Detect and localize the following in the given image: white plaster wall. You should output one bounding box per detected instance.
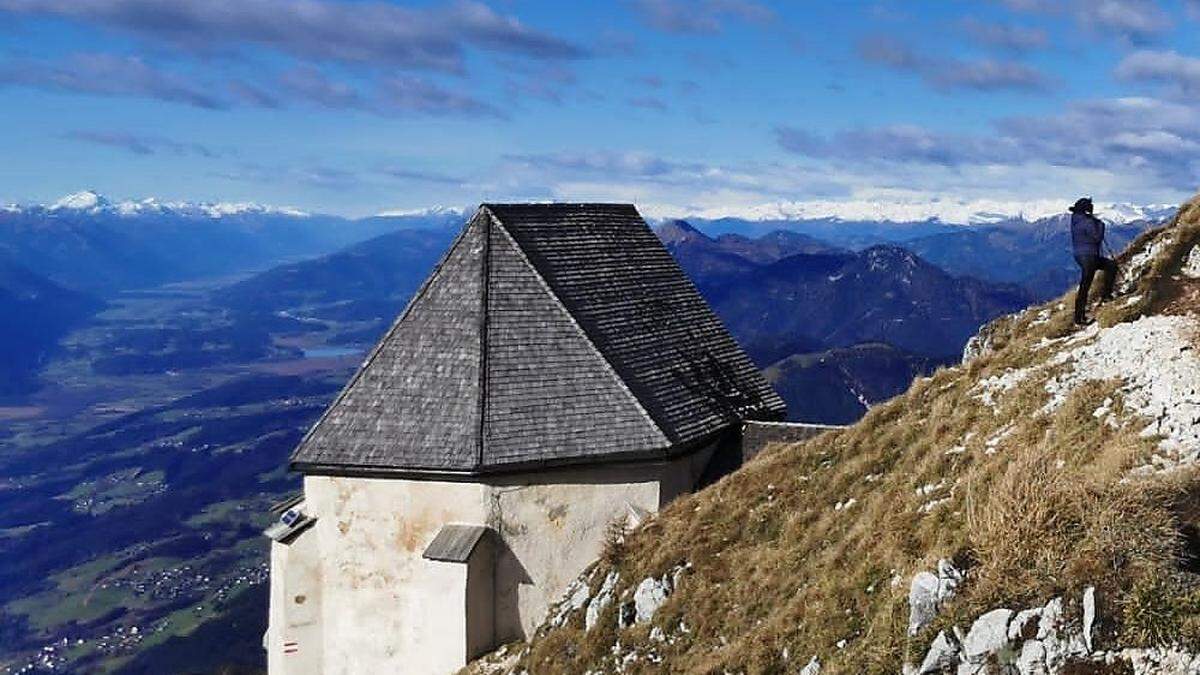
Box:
[267,531,324,675]
[303,475,490,675]
[266,541,288,675]
[488,445,718,642]
[279,444,721,674]
[489,467,660,642]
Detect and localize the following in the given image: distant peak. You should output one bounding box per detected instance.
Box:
[375,205,466,218]
[656,219,711,245]
[50,190,110,211]
[666,219,700,232]
[861,244,922,273]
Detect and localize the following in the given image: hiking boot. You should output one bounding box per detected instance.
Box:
[1074,315,1094,327]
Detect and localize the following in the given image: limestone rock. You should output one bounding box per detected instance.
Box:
[1115,646,1200,674]
[586,571,620,631]
[1008,608,1042,641]
[1082,587,1096,653]
[961,608,1013,663]
[908,572,941,636]
[908,559,963,635]
[546,576,590,628]
[799,655,820,675]
[962,330,994,364]
[1016,639,1047,675]
[633,575,673,624]
[916,630,959,674]
[1182,245,1200,279]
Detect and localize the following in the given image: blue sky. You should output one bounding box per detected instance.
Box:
[1,0,1199,217]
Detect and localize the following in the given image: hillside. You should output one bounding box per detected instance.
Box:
[709,245,1032,360]
[473,197,1200,673]
[212,227,455,323]
[763,343,945,425]
[0,260,103,396]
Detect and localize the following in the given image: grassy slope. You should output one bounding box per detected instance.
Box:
[494,198,1200,674]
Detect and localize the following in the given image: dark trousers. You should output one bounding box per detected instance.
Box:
[1073,254,1117,320]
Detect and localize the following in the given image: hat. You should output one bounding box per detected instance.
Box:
[1069,197,1094,215]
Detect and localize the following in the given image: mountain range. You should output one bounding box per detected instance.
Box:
[195,215,1033,425]
[763,342,945,424]
[673,197,1177,227]
[904,213,1149,299]
[214,227,456,325]
[0,191,464,296]
[661,223,1033,360]
[0,192,1169,411]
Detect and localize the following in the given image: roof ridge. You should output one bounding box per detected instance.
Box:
[476,209,494,471]
[485,210,670,449]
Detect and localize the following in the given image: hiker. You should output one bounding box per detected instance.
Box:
[1069,197,1118,326]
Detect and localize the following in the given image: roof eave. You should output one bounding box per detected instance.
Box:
[288,428,734,480]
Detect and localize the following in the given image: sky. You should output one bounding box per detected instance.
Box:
[1,0,1199,218]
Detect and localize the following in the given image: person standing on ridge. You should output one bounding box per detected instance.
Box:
[1069,197,1118,326]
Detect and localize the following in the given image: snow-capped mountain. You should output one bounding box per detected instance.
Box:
[675,198,1177,226]
[0,192,458,295]
[38,190,311,219]
[375,205,467,218]
[49,190,111,211]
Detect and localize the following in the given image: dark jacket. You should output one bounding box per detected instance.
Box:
[1070,211,1104,256]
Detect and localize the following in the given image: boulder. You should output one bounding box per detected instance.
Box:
[916,631,959,674]
[908,559,963,635]
[961,608,1013,663]
[634,575,672,624]
[1015,640,1047,675]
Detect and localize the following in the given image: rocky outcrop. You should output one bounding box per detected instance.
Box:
[585,571,619,630]
[961,328,998,364]
[532,561,692,637]
[617,563,690,629]
[907,586,1200,674]
[908,559,964,635]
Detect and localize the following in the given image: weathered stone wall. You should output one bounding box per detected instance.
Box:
[741,421,841,462]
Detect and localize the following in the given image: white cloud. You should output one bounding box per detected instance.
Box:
[1116,50,1200,94]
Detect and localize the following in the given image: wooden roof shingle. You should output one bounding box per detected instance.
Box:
[291,203,785,475]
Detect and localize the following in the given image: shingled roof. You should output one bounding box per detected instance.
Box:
[291,203,785,475]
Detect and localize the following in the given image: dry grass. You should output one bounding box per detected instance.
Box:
[494,199,1200,675]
